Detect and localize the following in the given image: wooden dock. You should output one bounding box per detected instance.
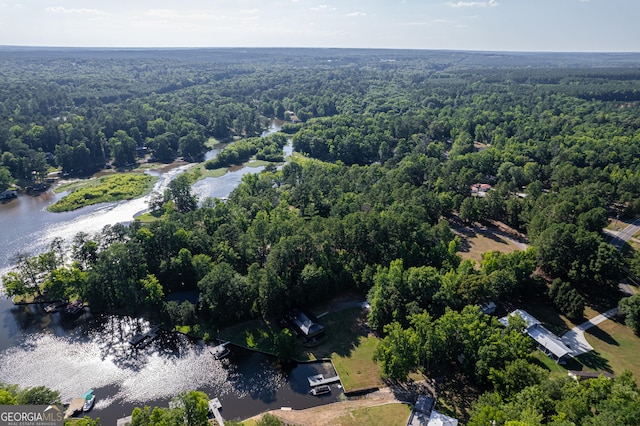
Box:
[116,415,132,426]
[307,374,341,387]
[64,398,86,418]
[130,325,161,348]
[208,398,224,426]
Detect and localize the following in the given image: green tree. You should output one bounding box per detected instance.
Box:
[179,390,209,426]
[166,174,198,213]
[140,274,165,307]
[488,358,547,397]
[619,294,640,335]
[65,417,101,426]
[256,413,283,426]
[16,386,61,405]
[0,389,17,405]
[109,130,137,166]
[373,321,417,380]
[178,131,206,162]
[273,328,299,363]
[0,166,14,191]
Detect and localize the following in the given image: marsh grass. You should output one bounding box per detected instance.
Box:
[49,173,156,212]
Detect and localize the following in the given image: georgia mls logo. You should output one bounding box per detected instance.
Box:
[0,405,64,426]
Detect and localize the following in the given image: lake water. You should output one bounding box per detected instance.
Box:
[0,122,341,424]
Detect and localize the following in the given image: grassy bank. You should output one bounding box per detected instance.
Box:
[218,320,282,354]
[219,307,384,393]
[243,402,412,426]
[48,173,156,212]
[305,309,383,392]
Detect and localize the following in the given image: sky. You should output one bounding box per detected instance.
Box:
[0,0,638,52]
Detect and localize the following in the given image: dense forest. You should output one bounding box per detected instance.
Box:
[3,48,640,425]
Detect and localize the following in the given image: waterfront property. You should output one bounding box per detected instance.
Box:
[289,310,325,340]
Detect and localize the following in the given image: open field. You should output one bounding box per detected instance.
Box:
[304,308,384,392]
[453,225,524,264]
[243,400,411,426]
[579,318,640,385]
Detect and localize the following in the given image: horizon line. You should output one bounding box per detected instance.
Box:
[1,45,639,55]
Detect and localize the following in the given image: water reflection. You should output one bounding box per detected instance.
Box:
[192,166,266,202]
[0,119,318,423]
[0,164,193,277]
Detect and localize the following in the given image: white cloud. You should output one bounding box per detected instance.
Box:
[398,21,430,27]
[446,0,497,8]
[144,8,259,23]
[45,7,110,16]
[346,11,366,17]
[310,4,336,12]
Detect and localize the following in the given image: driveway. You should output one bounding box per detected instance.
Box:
[562,308,619,356]
[563,219,640,357]
[606,218,640,249]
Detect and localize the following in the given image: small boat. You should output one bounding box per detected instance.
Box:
[82,390,95,412]
[44,301,66,313]
[64,300,85,317]
[309,385,331,396]
[307,374,324,386]
[209,342,230,360]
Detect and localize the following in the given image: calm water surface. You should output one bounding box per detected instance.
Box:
[0,122,333,425]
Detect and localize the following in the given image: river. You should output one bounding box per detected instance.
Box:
[0,122,342,424]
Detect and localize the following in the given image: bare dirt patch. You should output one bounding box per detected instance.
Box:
[453,224,526,264]
[245,380,433,426]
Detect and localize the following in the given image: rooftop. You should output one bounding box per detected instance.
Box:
[499,309,572,360]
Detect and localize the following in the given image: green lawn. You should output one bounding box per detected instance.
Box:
[331,335,383,392]
[305,309,384,392]
[577,318,640,385]
[219,308,384,392]
[333,403,412,426]
[218,320,281,354]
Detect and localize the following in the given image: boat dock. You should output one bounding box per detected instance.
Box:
[116,415,132,426]
[129,325,161,348]
[307,374,341,387]
[208,398,224,426]
[64,398,86,418]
